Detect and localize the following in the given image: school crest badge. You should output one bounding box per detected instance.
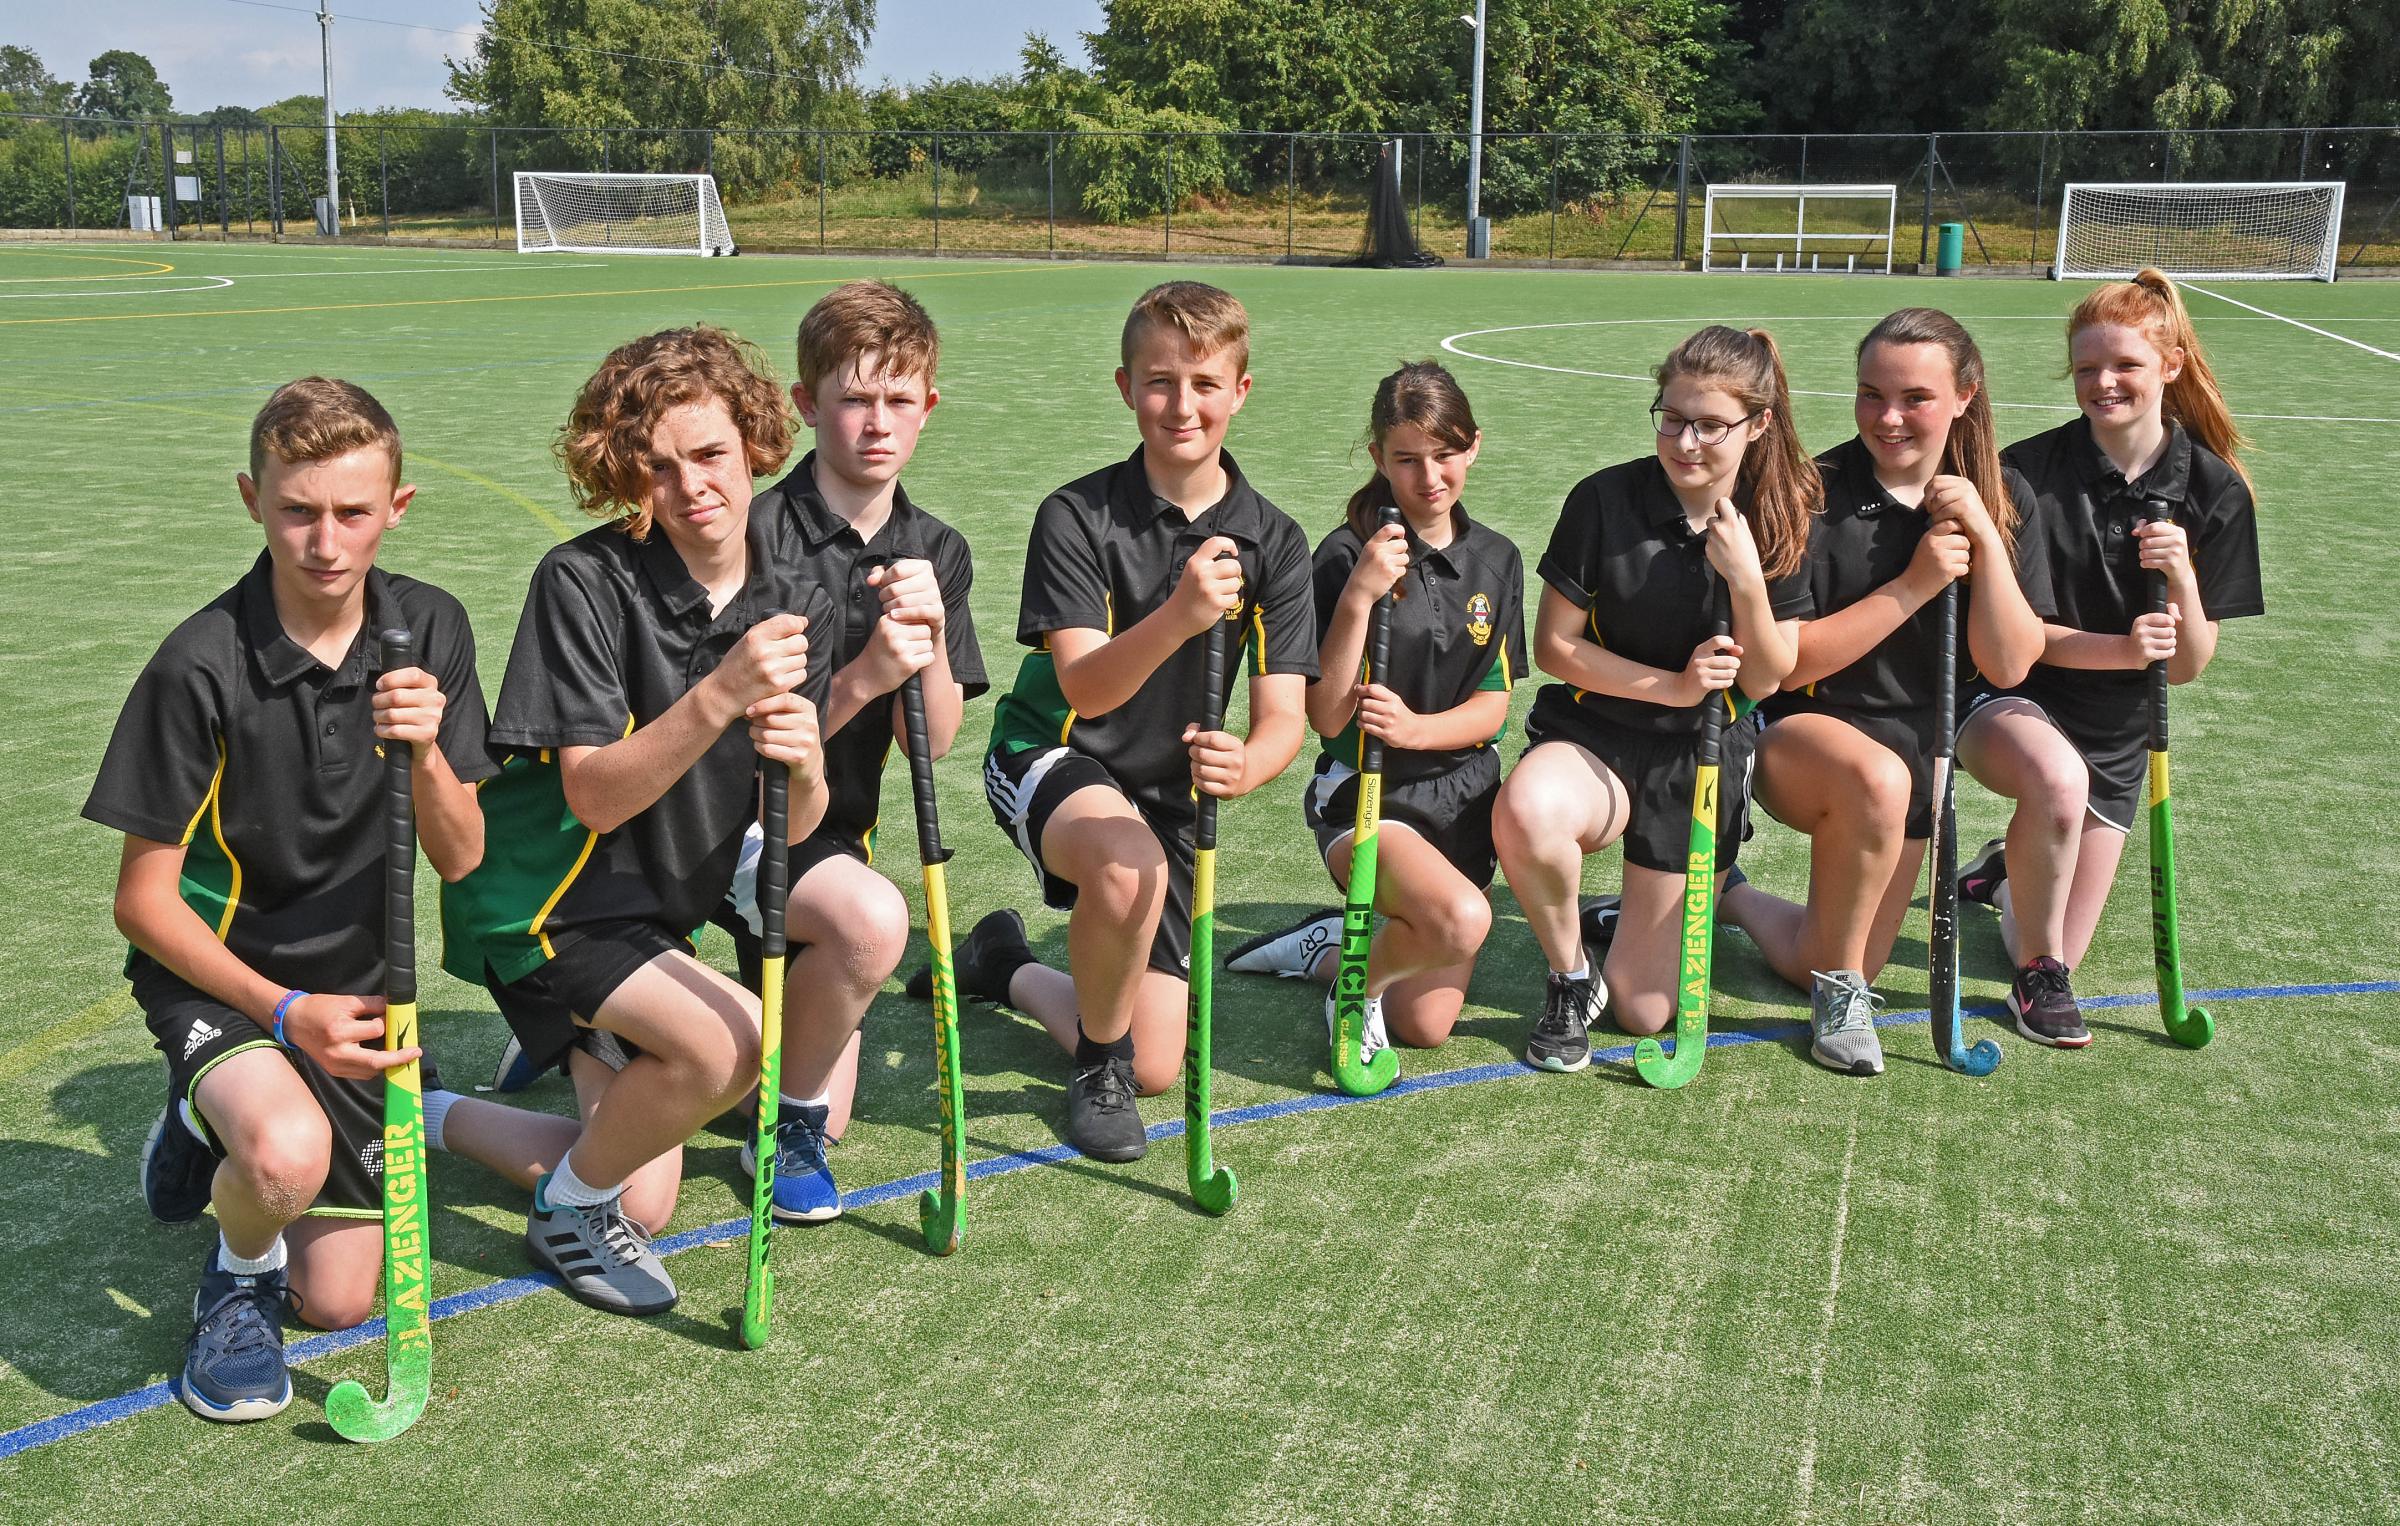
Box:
[1467,592,1494,647]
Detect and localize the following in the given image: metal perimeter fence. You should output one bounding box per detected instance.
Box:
[4,114,2397,270]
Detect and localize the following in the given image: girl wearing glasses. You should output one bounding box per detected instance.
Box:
[1493,325,1818,1073]
[1718,309,2047,1075]
[1951,270,2262,1048]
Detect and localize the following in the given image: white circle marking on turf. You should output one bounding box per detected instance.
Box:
[0,261,604,300]
[0,276,237,299]
[1440,318,2400,425]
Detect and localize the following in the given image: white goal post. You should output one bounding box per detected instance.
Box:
[1701,183,1895,273]
[2055,182,2345,283]
[514,171,737,257]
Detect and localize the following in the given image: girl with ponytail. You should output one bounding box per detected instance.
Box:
[1492,325,1818,1072]
[1226,362,1527,1057]
[1953,269,2265,1049]
[1717,309,2049,1076]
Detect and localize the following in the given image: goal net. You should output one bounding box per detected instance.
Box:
[2055,182,2344,282]
[514,172,736,257]
[1339,140,1440,269]
[1701,184,1894,273]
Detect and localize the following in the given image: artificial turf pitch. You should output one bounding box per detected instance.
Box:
[1,241,2395,1523]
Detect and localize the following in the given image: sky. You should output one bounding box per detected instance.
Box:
[7,1,1107,113]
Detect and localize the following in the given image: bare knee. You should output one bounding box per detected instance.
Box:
[292,1280,376,1332]
[648,1010,759,1110]
[1421,889,1492,964]
[810,874,908,985]
[1611,992,1672,1037]
[1080,831,1167,921]
[228,1112,332,1214]
[1130,1045,1180,1097]
[2024,754,2089,837]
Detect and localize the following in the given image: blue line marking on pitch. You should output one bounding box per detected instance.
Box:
[4,976,2393,1462]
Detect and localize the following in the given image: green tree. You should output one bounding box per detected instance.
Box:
[74,49,173,121]
[0,44,71,113]
[1983,0,2363,132]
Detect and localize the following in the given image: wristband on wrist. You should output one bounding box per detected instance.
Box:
[272,989,307,1046]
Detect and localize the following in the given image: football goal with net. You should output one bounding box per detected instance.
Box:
[2054,182,2346,282]
[1700,183,1895,273]
[514,172,737,257]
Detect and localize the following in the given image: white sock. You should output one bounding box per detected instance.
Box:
[779,1088,831,1115]
[544,1152,618,1208]
[421,1088,462,1151]
[1559,962,1590,984]
[218,1232,287,1276]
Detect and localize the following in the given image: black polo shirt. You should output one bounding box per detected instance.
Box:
[1788,437,2057,714]
[1310,505,1527,783]
[760,453,988,856]
[1998,416,2263,741]
[989,447,1319,813]
[1529,456,1816,738]
[85,552,496,996]
[440,511,837,986]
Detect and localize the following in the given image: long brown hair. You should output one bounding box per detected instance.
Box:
[1343,360,1480,544]
[1654,325,1820,579]
[2067,268,2250,486]
[1859,307,2018,555]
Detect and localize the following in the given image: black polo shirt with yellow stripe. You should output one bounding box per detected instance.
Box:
[1996,415,2263,745]
[1309,505,1527,783]
[1528,455,1815,740]
[759,453,987,860]
[85,552,496,996]
[989,447,1319,816]
[439,511,836,987]
[1784,436,2057,715]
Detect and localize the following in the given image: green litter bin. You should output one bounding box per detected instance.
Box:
[1935,222,1964,275]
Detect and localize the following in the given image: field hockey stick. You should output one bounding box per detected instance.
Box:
[2141,500,2213,1048]
[1929,582,2003,1076]
[900,673,969,1254]
[1329,508,1404,1097]
[1633,588,1730,1091]
[739,743,791,1349]
[326,629,433,1443]
[1184,599,1238,1215]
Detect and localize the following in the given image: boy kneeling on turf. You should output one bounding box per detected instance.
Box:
[937,281,1318,1161]
[708,279,985,1224]
[441,326,837,1315]
[88,378,495,1421]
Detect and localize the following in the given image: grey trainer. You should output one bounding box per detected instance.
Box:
[526,1173,678,1316]
[1809,970,1886,1077]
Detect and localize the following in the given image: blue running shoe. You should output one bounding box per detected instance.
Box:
[739,1101,841,1224]
[142,1101,215,1225]
[490,1034,544,1094]
[178,1247,292,1422]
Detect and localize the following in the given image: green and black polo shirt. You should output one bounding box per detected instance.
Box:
[759,453,987,861]
[1529,455,1817,740]
[440,511,837,987]
[989,447,1319,813]
[84,552,496,995]
[1309,505,1527,784]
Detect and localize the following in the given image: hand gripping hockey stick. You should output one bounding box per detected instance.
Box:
[1928,582,2003,1075]
[1184,597,1238,1215]
[1633,588,1733,1091]
[1329,507,1405,1097]
[2140,499,2213,1048]
[740,739,792,1348]
[900,672,969,1253]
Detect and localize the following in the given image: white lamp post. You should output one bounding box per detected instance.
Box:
[1460,4,1486,256]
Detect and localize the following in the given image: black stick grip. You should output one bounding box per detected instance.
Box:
[1196,603,1228,852]
[1359,506,1402,777]
[378,630,417,1007]
[2141,498,2172,753]
[1695,582,1730,768]
[900,674,949,864]
[760,756,789,961]
[1936,581,1959,757]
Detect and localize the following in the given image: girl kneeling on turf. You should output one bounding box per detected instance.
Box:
[1954,269,2263,1047]
[1493,326,1818,1072]
[1226,362,1527,1057]
[1719,308,2048,1076]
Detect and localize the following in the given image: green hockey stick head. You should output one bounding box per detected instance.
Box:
[2163,1003,2214,1048]
[918,1186,964,1256]
[326,1327,429,1442]
[1632,1032,1704,1090]
[1189,1160,1238,1216]
[1331,1042,1401,1098]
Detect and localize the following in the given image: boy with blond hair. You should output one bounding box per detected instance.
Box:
[939,281,1317,1161]
[89,377,494,1420]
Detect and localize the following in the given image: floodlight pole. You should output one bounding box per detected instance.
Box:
[319,0,340,234]
[1462,3,1486,231]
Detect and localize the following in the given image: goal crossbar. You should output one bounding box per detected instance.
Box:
[2055,181,2345,283]
[514,171,736,257]
[1701,183,1896,274]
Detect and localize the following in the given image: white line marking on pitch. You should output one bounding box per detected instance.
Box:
[1790,1111,1861,1525]
[0,277,235,299]
[1441,320,2400,424]
[0,262,602,300]
[2186,284,2400,363]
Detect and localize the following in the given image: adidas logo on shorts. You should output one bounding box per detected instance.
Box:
[181,1018,222,1060]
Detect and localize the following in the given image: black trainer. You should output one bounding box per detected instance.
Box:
[2009,956,2091,1048]
[178,1247,293,1422]
[1958,838,2008,906]
[1525,971,1601,1073]
[907,908,1033,1004]
[1577,896,1621,968]
[1066,1052,1147,1162]
[142,1101,215,1225]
